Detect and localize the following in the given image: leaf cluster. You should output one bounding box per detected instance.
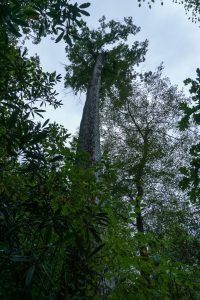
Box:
[179,69,200,202]
[64,16,148,99]
[137,0,200,23]
[0,0,91,44]
[0,5,111,298]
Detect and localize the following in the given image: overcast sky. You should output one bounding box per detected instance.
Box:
[26,0,200,135]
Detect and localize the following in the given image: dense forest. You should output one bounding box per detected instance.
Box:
[0,0,199,299]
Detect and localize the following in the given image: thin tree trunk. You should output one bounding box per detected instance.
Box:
[134,130,148,241]
[78,53,104,166]
[133,130,150,284]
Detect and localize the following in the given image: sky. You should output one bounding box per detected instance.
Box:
[26,0,200,135]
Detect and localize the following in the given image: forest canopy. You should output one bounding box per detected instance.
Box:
[0,1,199,299]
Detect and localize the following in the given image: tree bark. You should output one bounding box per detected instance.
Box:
[78,53,106,292]
[135,132,148,226]
[132,130,152,288]
[78,53,104,166]
[134,130,149,259]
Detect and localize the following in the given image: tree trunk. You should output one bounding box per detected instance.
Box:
[78,53,104,166]
[133,130,150,284]
[135,130,148,242]
[78,53,106,293]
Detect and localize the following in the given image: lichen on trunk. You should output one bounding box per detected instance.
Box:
[78,53,104,167]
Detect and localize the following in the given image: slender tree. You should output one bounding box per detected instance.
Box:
[102,65,192,229]
[100,66,200,298]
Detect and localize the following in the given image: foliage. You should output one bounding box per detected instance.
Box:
[0,2,200,298]
[101,65,189,212]
[0,2,110,298]
[137,0,200,23]
[64,16,200,299]
[0,0,91,44]
[179,69,200,202]
[100,66,200,299]
[0,124,109,299]
[64,16,148,100]
[0,40,108,298]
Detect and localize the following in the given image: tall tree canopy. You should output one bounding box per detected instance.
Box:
[65,17,147,166]
[65,16,147,97]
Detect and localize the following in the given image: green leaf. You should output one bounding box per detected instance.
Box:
[50,155,63,162]
[88,226,102,242]
[35,109,46,113]
[39,23,44,37]
[56,74,62,81]
[42,118,50,128]
[179,166,189,176]
[25,265,36,286]
[55,31,64,43]
[79,3,91,9]
[64,35,72,46]
[7,21,22,37]
[79,9,90,16]
[10,256,31,262]
[13,18,29,27]
[52,26,58,35]
[88,243,105,258]
[44,225,53,244]
[75,19,83,27]
[179,177,190,190]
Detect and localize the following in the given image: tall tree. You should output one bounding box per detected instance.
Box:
[65,16,147,166]
[101,66,184,240]
[78,52,103,166]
